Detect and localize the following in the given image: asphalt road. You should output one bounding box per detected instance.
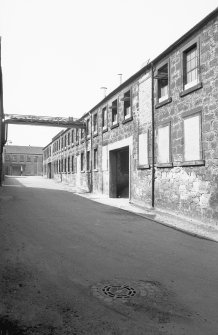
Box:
[0,176,218,335]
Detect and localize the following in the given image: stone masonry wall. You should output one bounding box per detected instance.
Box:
[154,16,218,223]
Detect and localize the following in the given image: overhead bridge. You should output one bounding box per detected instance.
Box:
[4,114,86,129]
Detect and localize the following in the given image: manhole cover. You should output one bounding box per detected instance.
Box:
[102,285,136,299]
[91,279,160,303]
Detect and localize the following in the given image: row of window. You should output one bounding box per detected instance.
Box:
[156,38,200,105]
[53,148,98,173]
[49,112,202,174]
[6,154,39,163]
[51,90,133,154]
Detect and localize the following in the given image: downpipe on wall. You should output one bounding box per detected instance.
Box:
[151,63,155,208]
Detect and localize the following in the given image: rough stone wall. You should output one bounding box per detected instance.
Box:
[154,16,218,223]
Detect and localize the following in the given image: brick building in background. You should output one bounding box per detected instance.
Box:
[4,145,43,176]
[43,8,218,225]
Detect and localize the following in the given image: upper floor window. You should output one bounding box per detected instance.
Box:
[86,118,90,137]
[64,135,67,147]
[67,132,70,146]
[184,44,198,90]
[157,63,169,103]
[34,156,38,163]
[71,130,74,145]
[76,129,79,143]
[102,107,107,131]
[111,99,118,125]
[93,113,98,134]
[6,154,10,161]
[27,155,31,162]
[123,90,132,120]
[20,155,24,162]
[180,39,202,97]
[81,128,85,141]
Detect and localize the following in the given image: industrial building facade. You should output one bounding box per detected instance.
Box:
[43,8,218,225]
[4,145,43,176]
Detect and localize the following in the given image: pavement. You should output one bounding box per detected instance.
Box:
[60,183,218,243]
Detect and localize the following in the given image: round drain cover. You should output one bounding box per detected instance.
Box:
[102,285,136,299]
[91,279,160,303]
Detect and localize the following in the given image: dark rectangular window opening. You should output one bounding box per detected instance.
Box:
[94,148,98,170]
[112,99,118,125]
[93,113,98,134]
[123,90,131,120]
[71,156,74,172]
[68,156,70,172]
[102,107,107,130]
[86,118,90,136]
[158,63,169,103]
[76,129,79,143]
[81,152,84,171]
[86,151,90,171]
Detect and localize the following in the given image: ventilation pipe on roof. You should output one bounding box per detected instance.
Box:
[100,87,107,98]
[117,74,122,85]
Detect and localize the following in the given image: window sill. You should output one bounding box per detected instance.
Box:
[155,97,172,109]
[157,163,173,168]
[81,170,85,173]
[111,123,119,129]
[181,160,205,167]
[86,170,91,173]
[122,116,133,124]
[137,164,150,170]
[93,132,98,138]
[102,128,108,134]
[180,82,202,97]
[93,169,98,172]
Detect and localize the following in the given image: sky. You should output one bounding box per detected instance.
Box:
[0,0,217,147]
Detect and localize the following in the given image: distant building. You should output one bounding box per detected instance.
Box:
[4,145,43,176]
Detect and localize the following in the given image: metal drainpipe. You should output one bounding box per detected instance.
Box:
[151,63,155,208]
[89,113,93,193]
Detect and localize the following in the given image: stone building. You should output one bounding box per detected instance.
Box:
[4,145,43,176]
[43,8,218,225]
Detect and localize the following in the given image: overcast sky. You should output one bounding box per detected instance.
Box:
[0,0,217,147]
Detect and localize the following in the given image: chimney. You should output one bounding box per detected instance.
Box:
[118,74,122,85]
[100,87,107,98]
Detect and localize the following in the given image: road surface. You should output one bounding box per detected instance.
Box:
[0,176,218,334]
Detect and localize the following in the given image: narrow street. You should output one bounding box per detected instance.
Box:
[0,176,218,335]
